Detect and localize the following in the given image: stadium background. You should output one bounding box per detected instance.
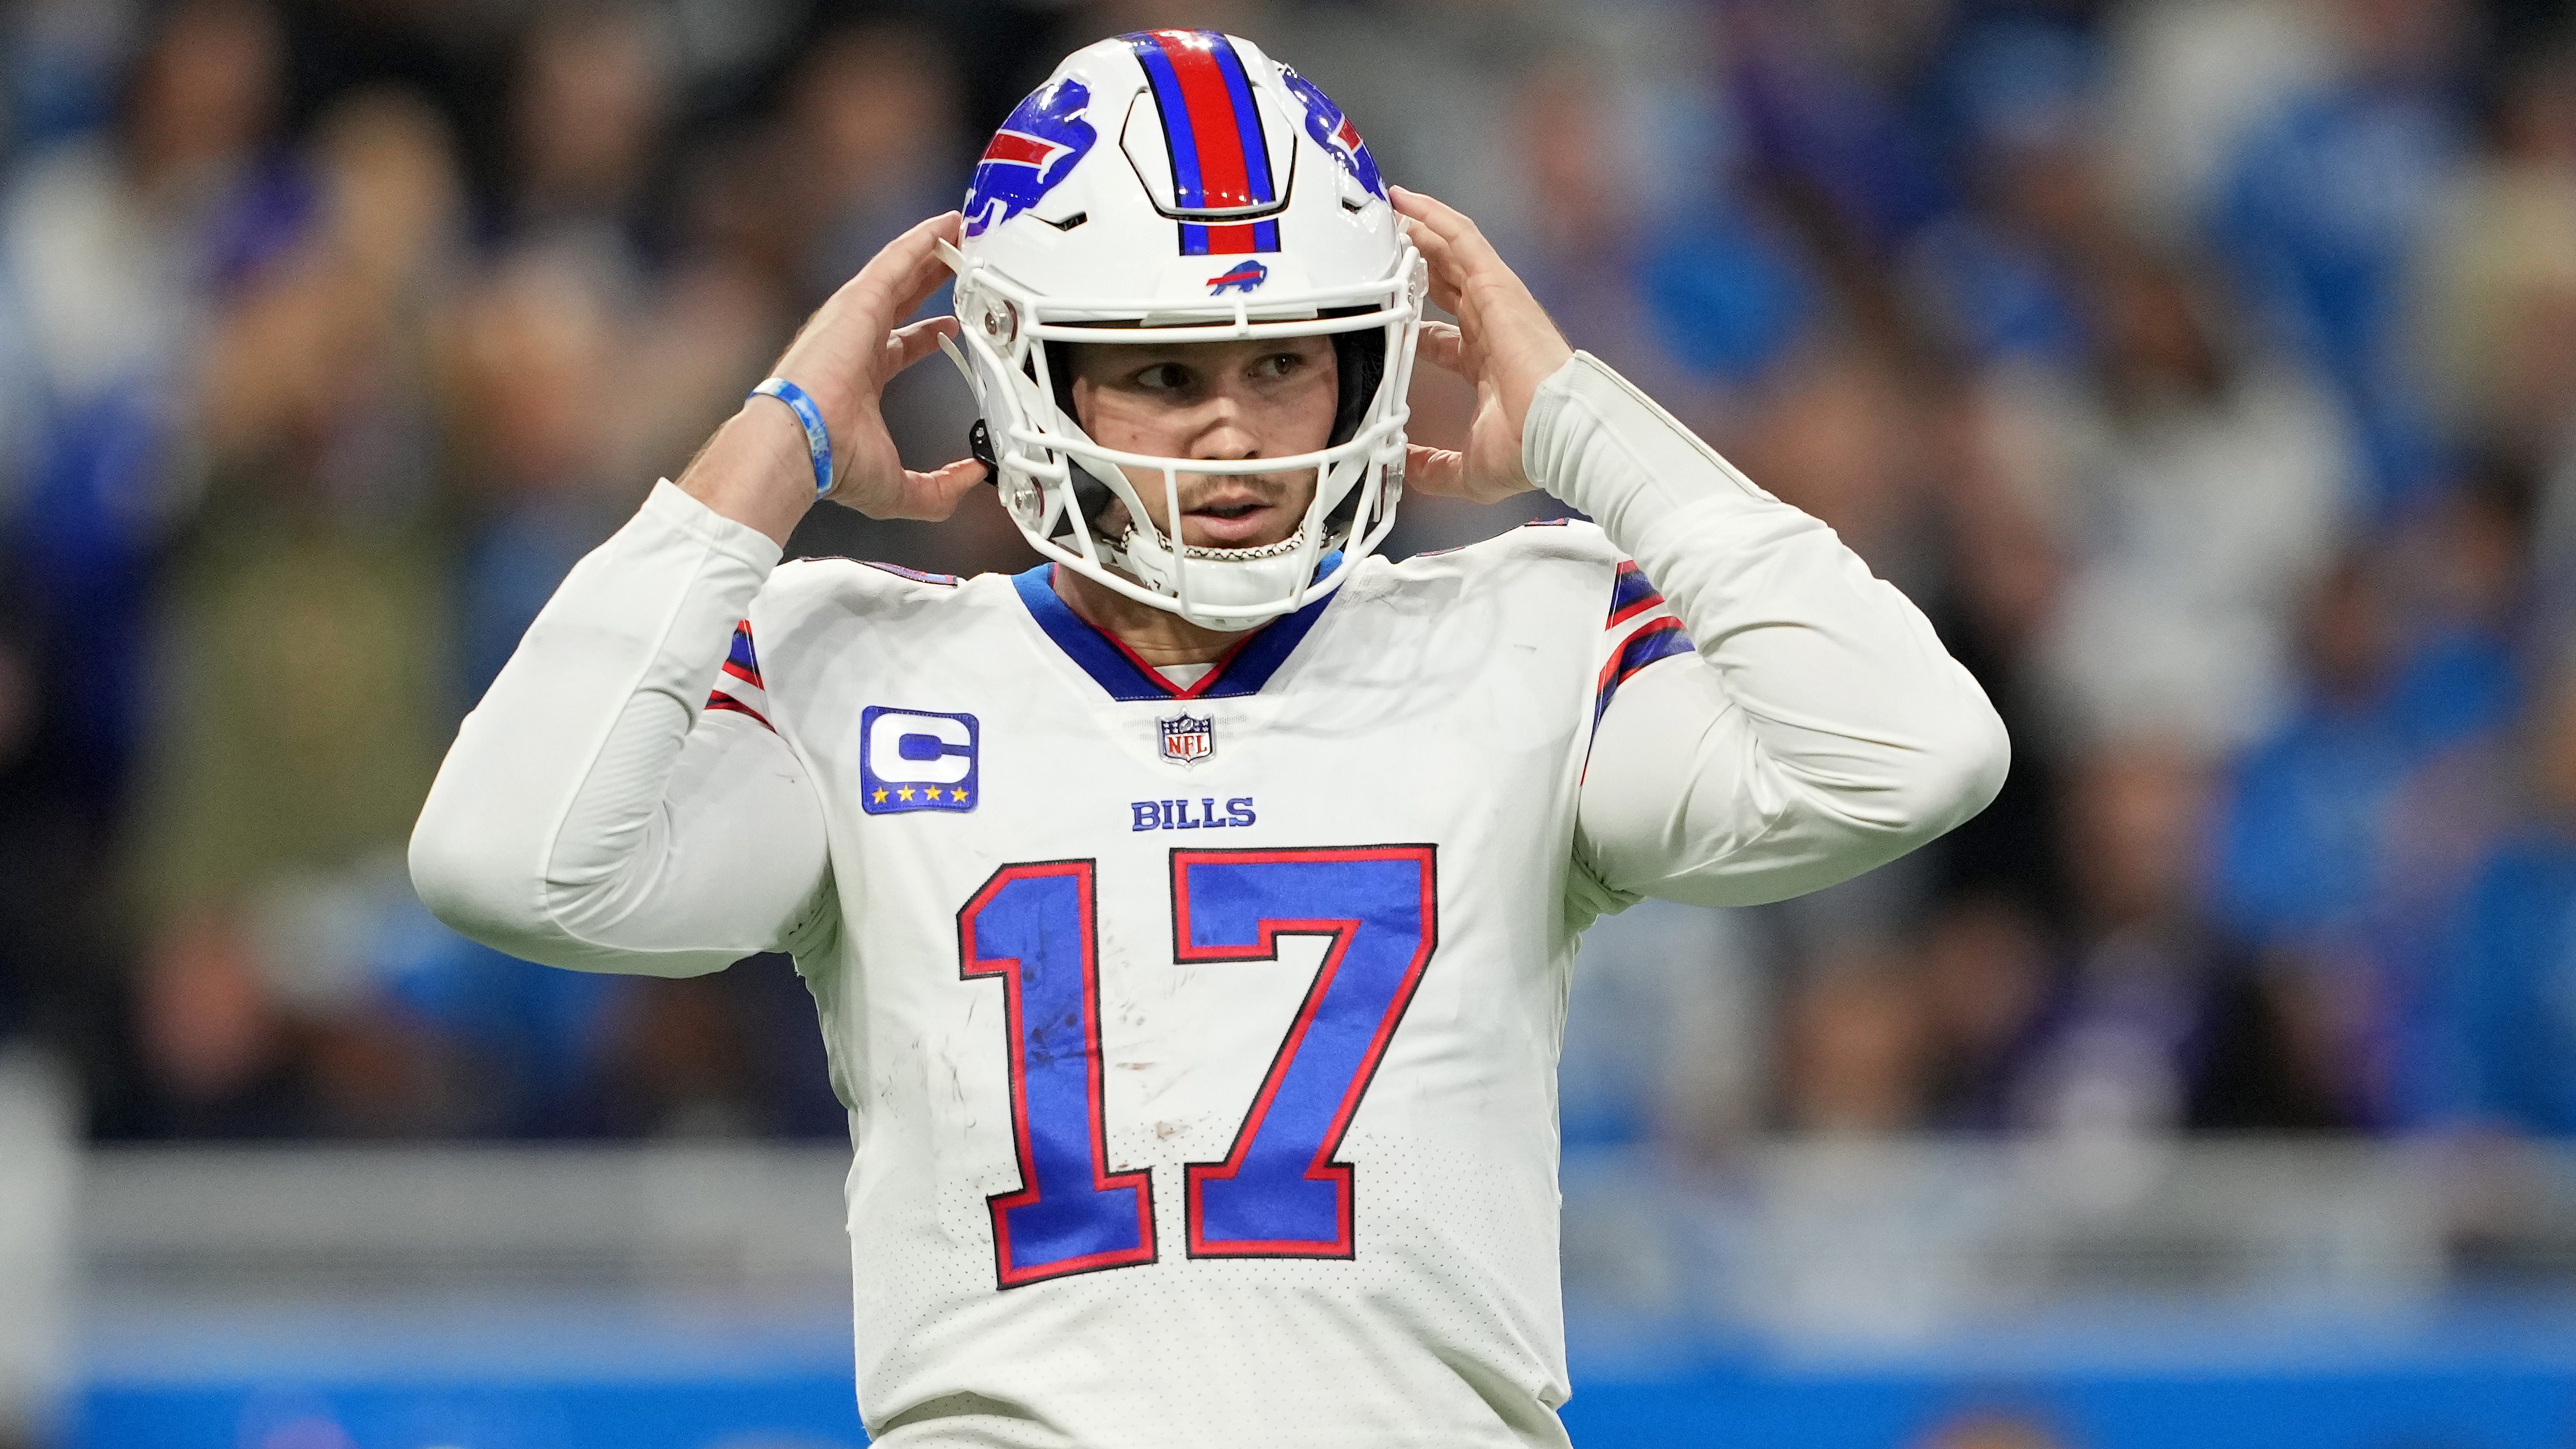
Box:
[5,0,2576,1444]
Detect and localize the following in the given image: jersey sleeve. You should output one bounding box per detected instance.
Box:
[1536,353,2011,910]
[409,481,833,977]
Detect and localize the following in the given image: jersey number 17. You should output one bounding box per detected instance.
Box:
[957,846,1439,1288]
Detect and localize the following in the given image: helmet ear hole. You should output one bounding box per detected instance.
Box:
[1043,340,1083,432]
[1326,317,1386,450]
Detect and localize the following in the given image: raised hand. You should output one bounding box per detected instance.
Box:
[683,212,985,544]
[1392,187,1573,504]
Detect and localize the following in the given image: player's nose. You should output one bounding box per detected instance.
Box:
[1190,400,1271,464]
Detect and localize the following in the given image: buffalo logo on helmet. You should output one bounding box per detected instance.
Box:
[964,78,1098,237]
[1206,260,1268,296]
[1278,67,1386,201]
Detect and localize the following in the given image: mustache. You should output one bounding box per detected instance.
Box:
[1156,472,1300,509]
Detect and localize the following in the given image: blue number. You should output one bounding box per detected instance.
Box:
[960,849,1438,1287]
[1173,847,1439,1257]
[958,861,1157,1287]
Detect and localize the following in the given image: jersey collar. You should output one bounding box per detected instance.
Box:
[1012,559,1340,702]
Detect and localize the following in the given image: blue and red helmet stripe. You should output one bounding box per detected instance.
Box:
[1124,31,1283,258]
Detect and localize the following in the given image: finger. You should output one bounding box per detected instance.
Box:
[1391,187,1487,259]
[1400,221,1471,319]
[891,235,963,322]
[847,212,963,327]
[1414,322,1465,376]
[883,316,961,376]
[1401,215,1455,273]
[1390,186,1504,273]
[892,457,992,520]
[1402,443,1465,498]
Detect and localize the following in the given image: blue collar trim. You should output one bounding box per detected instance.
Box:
[1012,557,1341,703]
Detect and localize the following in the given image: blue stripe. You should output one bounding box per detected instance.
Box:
[1209,36,1274,202]
[1177,222,1276,255]
[1608,561,1662,621]
[1179,220,1278,255]
[1127,40,1204,209]
[1594,620,1696,726]
[1013,559,1342,702]
[1015,568,1165,700]
[726,624,760,680]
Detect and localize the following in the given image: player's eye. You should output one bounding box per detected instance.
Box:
[1250,351,1307,380]
[1130,361,1193,392]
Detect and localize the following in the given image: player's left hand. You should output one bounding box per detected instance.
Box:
[1393,187,1573,504]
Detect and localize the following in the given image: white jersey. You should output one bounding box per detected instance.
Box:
[411,353,2009,1447]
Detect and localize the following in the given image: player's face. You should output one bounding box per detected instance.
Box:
[1065,335,1337,550]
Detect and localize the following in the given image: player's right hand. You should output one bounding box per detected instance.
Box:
[770,211,987,522]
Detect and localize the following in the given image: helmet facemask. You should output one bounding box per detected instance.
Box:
[943,239,1426,631]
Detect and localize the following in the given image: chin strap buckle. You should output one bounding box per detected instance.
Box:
[968,418,999,486]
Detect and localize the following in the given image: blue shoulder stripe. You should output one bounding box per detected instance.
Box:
[1593,619,1695,726]
[1607,561,1663,626]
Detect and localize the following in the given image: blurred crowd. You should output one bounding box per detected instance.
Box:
[1,0,2573,1147]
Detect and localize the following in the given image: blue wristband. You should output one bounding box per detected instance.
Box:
[750,378,833,499]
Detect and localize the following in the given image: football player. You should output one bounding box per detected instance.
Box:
[412,30,2008,1448]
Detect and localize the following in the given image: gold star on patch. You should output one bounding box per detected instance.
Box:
[872,788,888,805]
[950,788,969,802]
[897,786,916,801]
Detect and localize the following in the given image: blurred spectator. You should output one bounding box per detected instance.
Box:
[440,245,629,697]
[2025,244,2353,755]
[784,21,966,304]
[1564,900,1773,1152]
[2098,0,2330,246]
[498,2,668,288]
[1,0,285,781]
[1727,0,1956,256]
[2209,0,2474,512]
[1781,951,1931,1134]
[2418,662,2576,1134]
[2011,743,2339,1134]
[1917,891,2055,1129]
[2209,474,2535,1125]
[2416,41,2576,481]
[0,0,292,1099]
[112,76,459,1135]
[1903,1,2110,372]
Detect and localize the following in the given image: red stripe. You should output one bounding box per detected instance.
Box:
[1201,223,1258,253]
[982,131,1057,167]
[1096,607,1261,700]
[1596,618,1686,698]
[1048,562,1264,699]
[720,658,763,688]
[706,692,773,731]
[1154,34,1256,209]
[1607,595,1665,630]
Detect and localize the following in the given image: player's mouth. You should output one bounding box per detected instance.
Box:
[1181,487,1290,548]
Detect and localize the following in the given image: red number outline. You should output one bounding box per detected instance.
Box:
[1170,845,1440,1258]
[958,860,1159,1287]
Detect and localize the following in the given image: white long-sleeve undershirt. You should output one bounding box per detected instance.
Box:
[410,353,2008,973]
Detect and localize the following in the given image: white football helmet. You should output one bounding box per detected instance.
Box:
[941,30,1425,631]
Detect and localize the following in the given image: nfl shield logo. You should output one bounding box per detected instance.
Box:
[1159,713,1214,766]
